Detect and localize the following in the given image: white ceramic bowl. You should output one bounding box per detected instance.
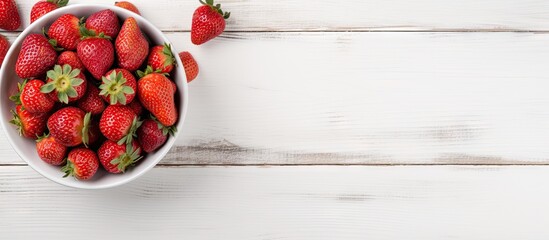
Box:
[0,4,188,189]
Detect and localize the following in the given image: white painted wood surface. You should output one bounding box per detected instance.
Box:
[3,166,549,239]
[2,0,549,239]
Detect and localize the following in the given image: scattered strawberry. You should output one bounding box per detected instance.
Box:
[10,79,55,113]
[99,68,136,105]
[10,105,48,139]
[77,34,114,80]
[116,17,149,71]
[0,34,9,67]
[137,117,175,153]
[98,140,142,173]
[30,0,69,23]
[36,134,67,165]
[127,99,144,115]
[48,14,82,50]
[61,148,98,180]
[77,82,106,115]
[56,51,85,71]
[179,51,199,82]
[41,64,87,104]
[0,0,21,30]
[191,0,230,45]
[137,67,177,126]
[147,43,175,74]
[85,9,120,39]
[99,105,141,145]
[15,34,57,79]
[115,1,140,15]
[47,107,91,147]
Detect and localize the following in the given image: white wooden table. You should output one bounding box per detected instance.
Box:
[3,0,549,239]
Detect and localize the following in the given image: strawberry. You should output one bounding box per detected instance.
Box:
[15,34,57,79]
[77,82,105,115]
[36,134,67,166]
[56,51,85,71]
[115,1,140,15]
[99,105,141,145]
[98,140,142,173]
[77,35,114,80]
[137,67,178,126]
[99,68,136,105]
[191,0,230,45]
[30,0,68,23]
[115,17,149,71]
[87,120,101,146]
[61,148,98,180]
[0,34,9,67]
[0,0,21,31]
[85,9,120,39]
[41,64,87,104]
[179,51,199,82]
[10,105,47,139]
[10,79,55,113]
[48,14,82,50]
[47,107,92,147]
[137,118,176,153]
[127,99,143,115]
[147,43,175,74]
[169,80,176,94]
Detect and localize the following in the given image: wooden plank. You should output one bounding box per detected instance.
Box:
[5,0,549,31]
[2,32,549,165]
[2,166,549,239]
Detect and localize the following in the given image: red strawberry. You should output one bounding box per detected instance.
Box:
[99,105,141,145]
[47,107,92,147]
[137,67,177,126]
[115,17,149,71]
[88,120,101,146]
[137,118,176,153]
[10,79,55,113]
[0,34,9,67]
[98,140,142,173]
[48,14,82,50]
[15,34,57,79]
[115,1,140,15]
[127,99,143,115]
[85,9,120,39]
[77,35,114,80]
[10,105,47,139]
[0,0,21,30]
[30,0,68,23]
[77,82,106,115]
[179,51,199,82]
[147,43,175,74]
[36,134,67,166]
[169,80,176,94]
[99,68,136,105]
[191,0,230,45]
[61,148,98,180]
[41,64,87,104]
[56,51,85,71]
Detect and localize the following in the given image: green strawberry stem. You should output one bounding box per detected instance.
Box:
[41,64,84,104]
[49,0,69,7]
[162,43,176,68]
[9,79,27,106]
[117,116,142,146]
[79,24,112,40]
[61,159,75,178]
[110,145,143,172]
[35,133,49,142]
[99,70,135,105]
[199,0,230,19]
[151,115,177,136]
[81,112,91,147]
[136,65,166,78]
[9,109,25,137]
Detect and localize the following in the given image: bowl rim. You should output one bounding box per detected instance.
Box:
[0,4,189,189]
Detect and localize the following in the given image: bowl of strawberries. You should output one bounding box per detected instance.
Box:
[0,4,188,189]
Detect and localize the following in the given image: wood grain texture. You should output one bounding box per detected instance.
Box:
[2,32,549,165]
[2,166,549,239]
[4,0,549,31]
